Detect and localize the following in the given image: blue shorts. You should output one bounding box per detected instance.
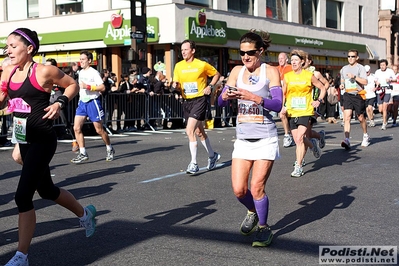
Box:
[75,99,104,122]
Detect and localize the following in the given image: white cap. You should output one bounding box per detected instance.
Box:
[364,65,371,72]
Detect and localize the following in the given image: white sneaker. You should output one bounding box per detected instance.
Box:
[341,138,351,150]
[361,134,370,147]
[291,164,304,178]
[310,138,321,158]
[186,162,199,174]
[381,123,387,130]
[283,134,293,148]
[368,120,375,127]
[5,252,29,266]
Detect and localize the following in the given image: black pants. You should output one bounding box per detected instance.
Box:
[15,132,60,213]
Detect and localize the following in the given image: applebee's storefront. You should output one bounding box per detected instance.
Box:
[0,7,381,79]
[165,16,370,79]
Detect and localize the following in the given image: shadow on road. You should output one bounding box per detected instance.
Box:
[272,186,356,238]
[0,197,344,265]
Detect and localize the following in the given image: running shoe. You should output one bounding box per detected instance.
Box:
[319,130,326,149]
[291,164,304,178]
[186,162,199,174]
[5,252,28,266]
[71,153,89,164]
[80,205,97,238]
[391,123,397,128]
[310,138,321,158]
[240,211,259,236]
[368,120,375,127]
[106,148,115,161]
[341,138,351,150]
[207,152,221,170]
[361,134,370,147]
[252,226,273,247]
[72,141,79,153]
[381,123,387,130]
[283,134,293,148]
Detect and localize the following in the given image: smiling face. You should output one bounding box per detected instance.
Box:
[181,42,195,62]
[240,42,261,70]
[79,53,92,70]
[6,34,33,66]
[278,53,288,67]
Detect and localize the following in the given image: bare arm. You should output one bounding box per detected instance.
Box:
[311,75,327,100]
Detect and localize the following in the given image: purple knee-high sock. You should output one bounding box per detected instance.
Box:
[237,189,255,211]
[254,195,269,226]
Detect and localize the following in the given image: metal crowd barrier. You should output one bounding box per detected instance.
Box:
[0,93,239,139]
[51,93,238,133]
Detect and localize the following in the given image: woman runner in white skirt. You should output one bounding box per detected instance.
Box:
[218,29,282,247]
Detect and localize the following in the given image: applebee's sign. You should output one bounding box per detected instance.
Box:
[104,11,131,44]
[185,17,227,45]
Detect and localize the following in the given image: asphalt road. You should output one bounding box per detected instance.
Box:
[1,116,398,266]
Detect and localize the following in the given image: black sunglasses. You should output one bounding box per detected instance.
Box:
[239,49,258,56]
[347,55,357,58]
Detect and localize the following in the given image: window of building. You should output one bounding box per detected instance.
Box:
[28,0,39,18]
[300,0,317,26]
[326,0,342,29]
[266,0,289,20]
[112,0,130,9]
[7,0,28,21]
[55,0,83,15]
[359,5,363,33]
[228,0,255,15]
[185,0,212,8]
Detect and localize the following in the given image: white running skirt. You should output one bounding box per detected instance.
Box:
[232,136,280,160]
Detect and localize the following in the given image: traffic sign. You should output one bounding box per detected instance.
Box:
[131,31,144,39]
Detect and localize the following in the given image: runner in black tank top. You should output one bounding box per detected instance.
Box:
[0,28,97,266]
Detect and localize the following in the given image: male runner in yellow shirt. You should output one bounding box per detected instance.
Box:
[172,40,221,174]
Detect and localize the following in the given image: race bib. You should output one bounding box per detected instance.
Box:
[183,82,198,95]
[12,116,28,144]
[7,98,31,113]
[237,102,264,124]
[291,97,307,110]
[345,78,357,93]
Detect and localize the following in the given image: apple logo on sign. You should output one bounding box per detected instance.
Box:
[196,8,207,27]
[111,10,123,29]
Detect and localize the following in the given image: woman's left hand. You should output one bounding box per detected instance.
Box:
[43,103,61,120]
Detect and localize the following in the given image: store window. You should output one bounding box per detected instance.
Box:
[326,0,342,29]
[7,0,28,21]
[55,0,83,15]
[185,0,212,8]
[300,0,317,26]
[28,0,39,18]
[266,0,289,20]
[228,0,254,15]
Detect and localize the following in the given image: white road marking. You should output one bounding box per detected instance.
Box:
[139,163,226,183]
